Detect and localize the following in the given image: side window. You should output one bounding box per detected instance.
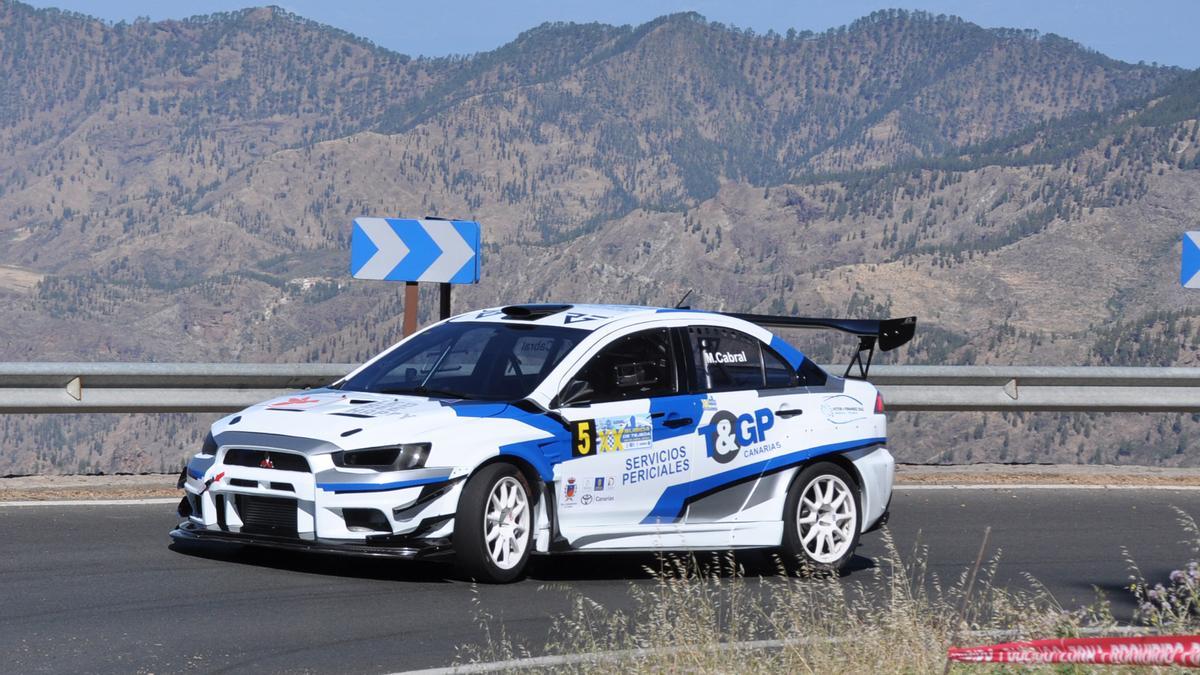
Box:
[561,328,677,405]
[763,346,800,389]
[797,357,829,388]
[687,326,764,392]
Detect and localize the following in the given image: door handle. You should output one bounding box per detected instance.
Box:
[776,409,803,418]
[663,417,693,428]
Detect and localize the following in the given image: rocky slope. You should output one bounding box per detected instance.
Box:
[0,2,1196,473]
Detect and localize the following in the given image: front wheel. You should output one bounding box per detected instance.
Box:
[454,464,533,583]
[780,462,861,572]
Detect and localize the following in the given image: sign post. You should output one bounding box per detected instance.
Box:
[350,217,481,335]
[439,282,451,320]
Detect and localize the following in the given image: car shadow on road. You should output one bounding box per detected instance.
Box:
[169,541,453,582]
[170,540,878,584]
[526,549,878,582]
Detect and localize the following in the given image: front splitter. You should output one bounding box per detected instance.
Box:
[170,520,450,560]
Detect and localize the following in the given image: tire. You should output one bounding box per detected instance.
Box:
[453,463,534,583]
[780,462,861,573]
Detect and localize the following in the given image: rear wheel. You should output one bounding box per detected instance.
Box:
[781,462,861,572]
[454,464,533,583]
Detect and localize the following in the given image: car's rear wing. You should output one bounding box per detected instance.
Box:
[723,313,917,379]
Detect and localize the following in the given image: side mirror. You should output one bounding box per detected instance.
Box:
[557,379,594,408]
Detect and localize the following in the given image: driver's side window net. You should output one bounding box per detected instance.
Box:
[560,328,677,406]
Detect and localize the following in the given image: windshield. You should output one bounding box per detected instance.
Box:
[337,321,585,401]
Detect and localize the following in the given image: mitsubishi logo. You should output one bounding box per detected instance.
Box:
[259,455,274,469]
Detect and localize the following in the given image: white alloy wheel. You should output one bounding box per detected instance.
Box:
[796,474,857,564]
[483,476,529,570]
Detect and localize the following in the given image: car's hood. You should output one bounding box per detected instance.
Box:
[211,388,510,450]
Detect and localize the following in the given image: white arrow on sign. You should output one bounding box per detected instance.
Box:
[417,219,476,283]
[354,217,410,280]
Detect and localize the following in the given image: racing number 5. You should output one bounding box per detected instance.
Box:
[572,420,594,457]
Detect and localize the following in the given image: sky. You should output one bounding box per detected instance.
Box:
[23,0,1200,69]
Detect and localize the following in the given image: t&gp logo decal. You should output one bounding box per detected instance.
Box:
[698,408,775,463]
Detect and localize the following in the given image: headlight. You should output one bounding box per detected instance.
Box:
[333,443,430,471]
[198,431,217,457]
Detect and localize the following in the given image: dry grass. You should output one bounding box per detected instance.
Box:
[460,524,1200,673]
[0,264,43,292]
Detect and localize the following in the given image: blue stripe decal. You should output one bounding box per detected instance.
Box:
[640,436,886,524]
[769,335,806,370]
[446,402,570,480]
[441,400,509,417]
[498,440,561,482]
[649,394,704,441]
[317,475,450,493]
[187,467,203,480]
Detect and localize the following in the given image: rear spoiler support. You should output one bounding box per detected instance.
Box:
[723,313,917,379]
[845,335,877,380]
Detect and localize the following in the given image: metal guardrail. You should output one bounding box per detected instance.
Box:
[0,363,354,413]
[867,365,1200,412]
[1,363,1199,414]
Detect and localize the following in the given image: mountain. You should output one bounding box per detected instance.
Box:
[0,1,1197,474]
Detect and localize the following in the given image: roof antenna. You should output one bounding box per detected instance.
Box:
[674,289,693,309]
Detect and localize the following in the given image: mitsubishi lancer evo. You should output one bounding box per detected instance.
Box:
[172,304,915,582]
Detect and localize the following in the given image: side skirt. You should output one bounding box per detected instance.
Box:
[559,521,784,551]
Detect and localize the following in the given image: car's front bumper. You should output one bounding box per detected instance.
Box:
[176,433,466,558]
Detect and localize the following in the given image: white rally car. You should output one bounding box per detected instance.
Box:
[172,304,915,582]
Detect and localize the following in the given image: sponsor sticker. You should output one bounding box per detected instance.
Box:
[820,395,866,424]
[344,399,421,417]
[563,313,608,324]
[571,414,653,457]
[269,395,324,408]
[564,477,577,501]
[623,446,689,485]
[580,476,616,503]
[577,485,613,505]
[697,408,779,463]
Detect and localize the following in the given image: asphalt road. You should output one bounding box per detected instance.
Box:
[1,487,1197,674]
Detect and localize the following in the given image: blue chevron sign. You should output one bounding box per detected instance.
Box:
[1184,232,1200,288]
[350,218,481,284]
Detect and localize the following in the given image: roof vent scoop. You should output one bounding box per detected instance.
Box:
[500,304,573,320]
